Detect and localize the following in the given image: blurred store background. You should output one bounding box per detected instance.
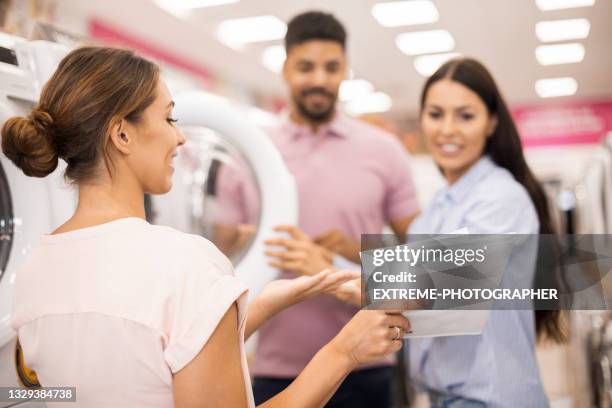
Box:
[1,1,611,407]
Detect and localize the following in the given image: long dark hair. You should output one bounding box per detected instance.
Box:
[421,58,565,342]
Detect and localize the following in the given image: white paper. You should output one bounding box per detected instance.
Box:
[401,226,489,338]
[402,309,489,338]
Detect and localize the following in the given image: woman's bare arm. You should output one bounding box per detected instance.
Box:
[259,343,353,407]
[173,304,248,408]
[175,303,350,408]
[174,305,409,408]
[245,296,271,340]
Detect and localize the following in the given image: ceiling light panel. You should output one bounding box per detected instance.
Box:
[261,45,286,73]
[536,19,590,42]
[535,77,578,97]
[340,79,375,102]
[216,15,287,49]
[413,52,461,76]
[535,0,595,11]
[156,0,239,17]
[535,43,585,65]
[372,1,439,27]
[345,92,393,115]
[396,30,455,56]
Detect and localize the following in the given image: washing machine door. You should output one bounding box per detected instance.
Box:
[0,155,56,395]
[151,91,297,298]
[0,164,12,289]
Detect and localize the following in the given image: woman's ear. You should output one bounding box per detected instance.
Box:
[108,119,131,155]
[487,115,498,137]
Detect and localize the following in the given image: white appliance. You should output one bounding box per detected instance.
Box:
[0,35,74,407]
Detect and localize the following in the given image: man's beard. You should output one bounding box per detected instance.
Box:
[294,87,337,123]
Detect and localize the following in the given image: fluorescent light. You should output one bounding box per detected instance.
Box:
[156,0,239,17]
[396,30,455,56]
[535,43,585,65]
[372,1,439,27]
[536,19,590,42]
[413,52,461,76]
[345,92,392,115]
[536,0,595,11]
[340,79,375,102]
[535,77,578,98]
[216,16,287,49]
[261,45,286,73]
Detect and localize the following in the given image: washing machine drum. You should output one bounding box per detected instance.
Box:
[0,162,13,281]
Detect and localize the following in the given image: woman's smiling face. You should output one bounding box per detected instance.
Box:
[421,79,497,184]
[122,79,186,194]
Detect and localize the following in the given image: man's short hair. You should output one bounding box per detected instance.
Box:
[285,11,346,53]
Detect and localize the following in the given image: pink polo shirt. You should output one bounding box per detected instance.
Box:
[216,113,419,378]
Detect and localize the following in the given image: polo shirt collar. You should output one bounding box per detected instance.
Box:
[279,109,350,140]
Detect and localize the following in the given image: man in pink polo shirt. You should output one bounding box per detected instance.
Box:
[214,11,419,408]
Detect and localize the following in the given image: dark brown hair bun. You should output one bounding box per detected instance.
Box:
[1,109,58,177]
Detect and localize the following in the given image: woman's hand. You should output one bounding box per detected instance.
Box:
[331,276,362,307]
[257,269,358,317]
[327,310,410,368]
[246,269,357,339]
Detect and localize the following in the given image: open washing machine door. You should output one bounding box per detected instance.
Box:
[0,35,75,405]
[151,91,297,299]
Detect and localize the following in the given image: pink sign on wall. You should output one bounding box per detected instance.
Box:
[89,18,213,89]
[512,100,612,148]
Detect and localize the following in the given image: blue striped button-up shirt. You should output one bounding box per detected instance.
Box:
[407,155,549,408]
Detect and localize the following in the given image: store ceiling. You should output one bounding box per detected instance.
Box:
[58,0,612,117]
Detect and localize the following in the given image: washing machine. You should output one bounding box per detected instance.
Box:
[153,90,298,299]
[0,34,75,407]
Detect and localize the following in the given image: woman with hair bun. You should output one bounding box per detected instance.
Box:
[2,46,409,408]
